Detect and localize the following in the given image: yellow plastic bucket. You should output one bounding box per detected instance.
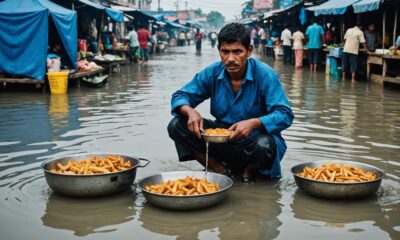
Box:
[47,71,69,94]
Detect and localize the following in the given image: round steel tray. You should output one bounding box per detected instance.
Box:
[137,171,233,210]
[291,160,384,199]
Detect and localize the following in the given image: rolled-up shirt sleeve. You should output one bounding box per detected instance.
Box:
[171,69,211,116]
[259,73,294,134]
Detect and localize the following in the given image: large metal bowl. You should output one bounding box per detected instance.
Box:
[291,160,384,199]
[42,153,150,197]
[137,171,233,210]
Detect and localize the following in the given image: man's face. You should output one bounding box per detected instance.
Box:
[368,24,375,31]
[219,41,253,75]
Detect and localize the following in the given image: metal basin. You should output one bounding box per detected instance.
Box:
[291,160,384,200]
[42,153,150,197]
[137,171,233,210]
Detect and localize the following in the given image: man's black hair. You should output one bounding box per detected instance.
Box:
[217,22,251,50]
[127,25,133,31]
[312,18,321,24]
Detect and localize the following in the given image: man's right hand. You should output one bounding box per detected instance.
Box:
[179,105,204,139]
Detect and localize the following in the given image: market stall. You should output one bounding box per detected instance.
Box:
[52,0,124,82]
[353,0,400,84]
[307,0,400,84]
[0,0,77,86]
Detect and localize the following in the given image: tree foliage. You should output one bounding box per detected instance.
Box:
[207,11,225,29]
[194,8,203,17]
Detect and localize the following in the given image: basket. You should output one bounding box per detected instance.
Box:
[47,72,69,94]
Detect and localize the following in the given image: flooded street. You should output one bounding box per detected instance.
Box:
[0,44,399,240]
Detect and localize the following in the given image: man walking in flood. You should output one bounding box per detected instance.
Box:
[137,25,151,62]
[168,23,294,182]
[194,28,203,52]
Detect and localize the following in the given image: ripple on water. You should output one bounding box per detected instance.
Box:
[0,159,138,237]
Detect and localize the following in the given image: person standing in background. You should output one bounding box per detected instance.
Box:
[252,25,260,50]
[186,31,192,46]
[306,19,325,71]
[126,26,140,63]
[280,25,292,64]
[195,28,203,52]
[394,35,400,51]
[364,23,381,51]
[342,22,369,82]
[325,24,335,45]
[137,25,151,62]
[292,26,305,69]
[258,26,267,55]
[210,31,217,48]
[178,30,186,47]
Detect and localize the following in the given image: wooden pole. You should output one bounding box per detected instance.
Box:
[393,4,398,46]
[341,15,344,42]
[382,9,386,49]
[98,13,104,53]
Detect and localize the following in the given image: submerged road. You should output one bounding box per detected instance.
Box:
[0,43,399,239]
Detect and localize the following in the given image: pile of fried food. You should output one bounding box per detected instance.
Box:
[203,128,231,136]
[297,163,377,183]
[49,155,132,175]
[145,176,220,195]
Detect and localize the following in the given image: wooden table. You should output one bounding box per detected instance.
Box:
[93,59,125,76]
[105,48,129,63]
[69,68,106,88]
[367,53,400,85]
[0,76,45,90]
[68,68,106,79]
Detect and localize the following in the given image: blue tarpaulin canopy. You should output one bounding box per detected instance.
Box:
[0,0,77,80]
[307,0,361,16]
[152,14,165,22]
[53,0,124,22]
[127,10,157,22]
[77,0,123,22]
[165,20,188,30]
[353,0,382,13]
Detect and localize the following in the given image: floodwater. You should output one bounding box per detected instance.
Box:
[0,43,399,240]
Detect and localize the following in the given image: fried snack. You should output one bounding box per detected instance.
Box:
[145,176,220,195]
[50,155,132,175]
[297,163,377,183]
[204,128,231,136]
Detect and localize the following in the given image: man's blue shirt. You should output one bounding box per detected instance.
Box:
[171,58,294,178]
[306,23,325,49]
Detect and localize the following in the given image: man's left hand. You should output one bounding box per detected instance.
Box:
[228,118,262,140]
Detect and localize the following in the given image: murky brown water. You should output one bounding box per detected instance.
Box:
[0,44,399,240]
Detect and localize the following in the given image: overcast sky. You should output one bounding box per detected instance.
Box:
[150,0,249,21]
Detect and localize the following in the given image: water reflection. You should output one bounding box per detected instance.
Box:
[48,94,70,135]
[138,180,282,239]
[291,189,400,239]
[42,191,136,236]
